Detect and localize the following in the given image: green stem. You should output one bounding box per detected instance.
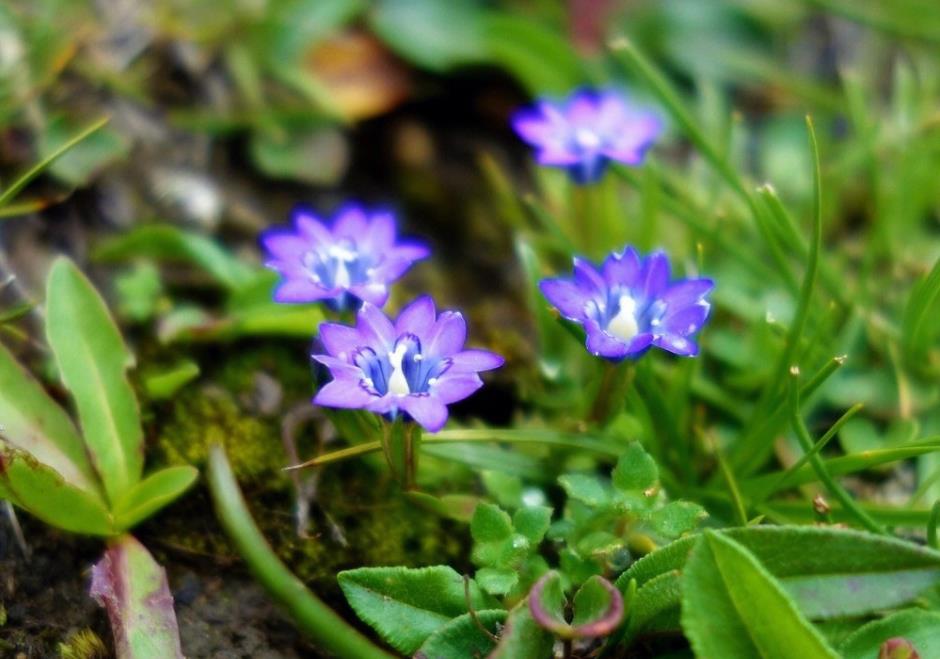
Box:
[207,445,394,659]
[380,417,421,489]
[588,361,634,426]
[787,371,886,535]
[289,428,624,469]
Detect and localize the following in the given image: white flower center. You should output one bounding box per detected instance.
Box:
[607,295,638,343]
[387,342,411,396]
[328,244,358,289]
[574,128,601,150]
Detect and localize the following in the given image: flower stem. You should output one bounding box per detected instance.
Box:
[381,417,421,489]
[588,360,635,427]
[207,445,393,659]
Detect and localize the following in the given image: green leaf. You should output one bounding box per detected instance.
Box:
[624,571,682,639]
[572,575,624,631]
[112,466,198,531]
[647,501,707,538]
[513,506,552,544]
[46,258,143,503]
[476,567,518,597]
[902,257,940,374]
[114,261,164,323]
[489,601,554,659]
[618,527,940,621]
[0,342,101,497]
[481,13,582,93]
[414,610,504,659]
[94,224,255,291]
[249,127,348,185]
[481,471,524,509]
[471,502,513,543]
[0,444,113,535]
[143,360,200,400]
[38,116,130,186]
[558,473,612,507]
[681,531,838,659]
[90,534,183,658]
[337,566,493,655]
[839,609,940,659]
[612,442,659,492]
[369,0,485,72]
[257,0,365,64]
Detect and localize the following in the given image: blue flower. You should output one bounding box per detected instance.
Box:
[540,247,713,359]
[511,89,662,184]
[261,204,429,308]
[312,296,504,432]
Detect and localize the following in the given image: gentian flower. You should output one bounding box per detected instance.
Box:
[312,296,504,432]
[511,88,662,184]
[540,247,713,359]
[261,204,429,308]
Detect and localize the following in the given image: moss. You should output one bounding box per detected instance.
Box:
[58,629,107,659]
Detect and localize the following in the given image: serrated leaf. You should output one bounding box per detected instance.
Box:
[0,342,101,497]
[471,502,513,543]
[476,567,518,597]
[90,534,183,658]
[558,473,612,507]
[489,600,554,659]
[513,506,552,544]
[0,444,113,535]
[94,224,255,291]
[337,566,492,655]
[681,531,838,659]
[414,610,504,659]
[647,501,707,538]
[46,258,143,503]
[113,466,198,531]
[612,442,659,492]
[839,609,940,659]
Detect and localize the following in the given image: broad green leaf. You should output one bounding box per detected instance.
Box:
[113,466,199,531]
[572,575,624,631]
[0,444,113,535]
[481,471,524,509]
[249,127,348,185]
[257,0,365,64]
[612,442,659,492]
[369,0,485,72]
[114,261,164,323]
[337,566,493,655]
[414,610,504,659]
[624,571,681,640]
[839,609,940,659]
[0,342,101,496]
[476,567,518,597]
[39,116,130,186]
[618,527,940,621]
[90,534,183,658]
[558,474,612,507]
[94,225,255,290]
[647,501,707,538]
[513,506,552,544]
[471,502,513,543]
[489,601,554,659]
[46,258,143,503]
[681,531,838,659]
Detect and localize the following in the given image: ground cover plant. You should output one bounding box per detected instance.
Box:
[1,0,939,657]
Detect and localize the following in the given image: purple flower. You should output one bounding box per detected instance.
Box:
[540,247,713,360]
[511,89,662,184]
[261,204,429,308]
[312,296,504,432]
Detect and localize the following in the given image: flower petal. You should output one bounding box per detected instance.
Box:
[357,303,396,349]
[660,278,714,310]
[639,251,670,299]
[450,349,504,373]
[540,278,588,321]
[572,258,606,295]
[603,247,641,288]
[400,395,449,432]
[273,279,330,303]
[396,295,437,339]
[432,373,483,404]
[659,302,710,337]
[292,207,332,244]
[313,377,376,408]
[365,211,397,250]
[653,334,699,357]
[332,205,369,239]
[584,321,631,360]
[261,232,308,260]
[311,354,358,375]
[318,322,363,357]
[349,283,389,307]
[426,311,467,357]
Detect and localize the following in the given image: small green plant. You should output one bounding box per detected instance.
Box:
[0,258,196,658]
